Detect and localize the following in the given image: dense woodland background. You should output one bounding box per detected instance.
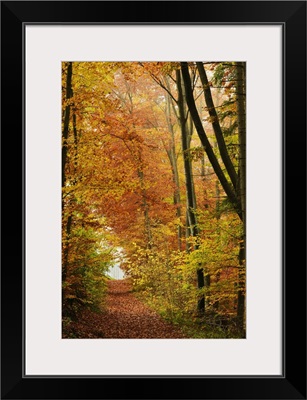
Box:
[62,61,246,338]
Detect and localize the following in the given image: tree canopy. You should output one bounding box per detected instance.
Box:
[62,61,246,338]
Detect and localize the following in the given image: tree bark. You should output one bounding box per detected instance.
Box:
[177,70,205,314]
[236,62,246,227]
[62,214,72,282]
[137,165,152,249]
[180,62,242,220]
[62,62,73,188]
[235,62,246,336]
[196,62,238,191]
[62,62,73,285]
[165,91,183,250]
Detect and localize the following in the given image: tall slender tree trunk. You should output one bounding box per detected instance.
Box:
[236,62,246,227]
[138,168,153,249]
[62,62,73,285]
[62,215,72,282]
[62,62,73,188]
[169,147,183,250]
[72,111,78,175]
[236,62,246,336]
[165,92,183,250]
[196,62,238,190]
[177,70,205,314]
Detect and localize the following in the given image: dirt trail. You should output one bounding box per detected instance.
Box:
[98,279,186,338]
[67,279,186,339]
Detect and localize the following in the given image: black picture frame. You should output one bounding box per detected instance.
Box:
[1,1,306,399]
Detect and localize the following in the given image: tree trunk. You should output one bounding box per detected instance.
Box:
[180,62,242,220]
[168,147,183,250]
[237,240,246,336]
[177,70,205,315]
[137,167,152,249]
[62,62,73,286]
[236,62,246,336]
[72,110,78,175]
[62,62,73,188]
[236,62,246,227]
[196,62,238,190]
[62,214,72,282]
[165,91,183,250]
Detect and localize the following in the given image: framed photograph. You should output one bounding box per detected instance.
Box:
[1,1,306,399]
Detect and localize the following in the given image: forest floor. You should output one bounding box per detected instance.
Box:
[63,279,187,339]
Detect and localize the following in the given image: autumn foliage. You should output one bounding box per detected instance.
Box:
[62,61,246,338]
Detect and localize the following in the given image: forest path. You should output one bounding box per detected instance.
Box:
[65,279,187,338]
[97,279,187,338]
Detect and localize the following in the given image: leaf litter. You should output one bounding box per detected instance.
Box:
[63,279,187,339]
